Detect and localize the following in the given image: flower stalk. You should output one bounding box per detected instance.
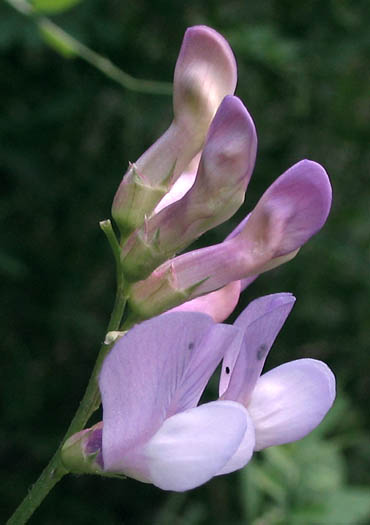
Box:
[7,221,128,525]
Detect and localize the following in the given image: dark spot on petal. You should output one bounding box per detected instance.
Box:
[257,344,268,360]
[225,366,230,374]
[188,342,194,350]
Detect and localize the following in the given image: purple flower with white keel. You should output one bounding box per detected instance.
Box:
[99,312,247,490]
[62,294,335,491]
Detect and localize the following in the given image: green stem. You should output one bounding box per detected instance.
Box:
[4,0,172,96]
[7,220,127,525]
[6,451,67,525]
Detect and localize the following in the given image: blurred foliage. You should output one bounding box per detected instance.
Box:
[241,395,370,524]
[32,0,84,14]
[1,0,370,523]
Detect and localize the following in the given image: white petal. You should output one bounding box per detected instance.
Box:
[216,410,255,475]
[142,401,249,491]
[248,359,336,450]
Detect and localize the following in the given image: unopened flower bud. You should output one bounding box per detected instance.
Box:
[121,96,257,282]
[61,422,104,475]
[127,264,206,322]
[238,159,332,260]
[112,26,237,237]
[128,160,331,319]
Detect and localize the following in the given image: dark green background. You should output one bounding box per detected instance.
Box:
[1,0,370,523]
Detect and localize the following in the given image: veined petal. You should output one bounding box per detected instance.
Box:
[172,322,244,414]
[216,409,255,475]
[100,312,215,470]
[249,358,336,450]
[220,294,295,401]
[142,401,249,491]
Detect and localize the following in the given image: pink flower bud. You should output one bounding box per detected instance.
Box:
[61,422,104,475]
[128,160,332,320]
[121,96,256,281]
[170,281,241,322]
[112,26,237,237]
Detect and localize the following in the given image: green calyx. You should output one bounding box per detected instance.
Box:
[61,425,104,476]
[113,162,176,239]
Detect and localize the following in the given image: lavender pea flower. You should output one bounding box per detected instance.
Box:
[121,95,257,282]
[112,26,237,237]
[128,159,332,321]
[62,294,335,491]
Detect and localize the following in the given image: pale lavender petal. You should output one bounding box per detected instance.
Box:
[186,95,256,204]
[172,323,244,414]
[216,409,255,475]
[173,25,237,137]
[220,294,295,402]
[240,275,258,291]
[249,359,336,450]
[154,172,196,213]
[170,280,241,322]
[226,213,251,240]
[137,26,237,188]
[240,160,332,257]
[127,239,271,319]
[154,155,200,213]
[234,292,295,330]
[142,401,249,491]
[100,312,215,470]
[223,215,257,295]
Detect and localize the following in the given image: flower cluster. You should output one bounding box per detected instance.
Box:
[111,26,331,324]
[62,25,335,491]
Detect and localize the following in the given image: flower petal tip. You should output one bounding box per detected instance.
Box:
[182,26,237,83]
[250,358,336,451]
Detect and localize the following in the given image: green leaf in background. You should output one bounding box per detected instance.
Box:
[32,0,84,14]
[240,394,370,524]
[322,488,370,525]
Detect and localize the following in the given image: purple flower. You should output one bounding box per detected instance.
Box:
[128,159,332,321]
[112,26,237,237]
[87,294,334,491]
[121,95,257,281]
